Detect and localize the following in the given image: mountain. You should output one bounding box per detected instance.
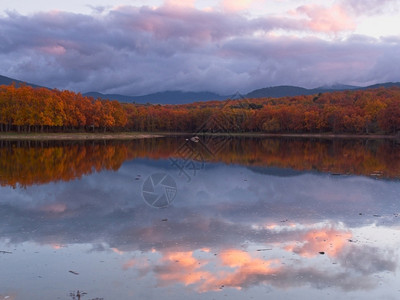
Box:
[0,75,44,88]
[83,92,136,103]
[246,85,313,99]
[245,84,359,99]
[319,84,359,90]
[359,82,400,90]
[245,82,400,99]
[133,91,226,104]
[2,74,400,104]
[83,90,226,104]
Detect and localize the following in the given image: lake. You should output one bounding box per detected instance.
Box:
[1,137,400,300]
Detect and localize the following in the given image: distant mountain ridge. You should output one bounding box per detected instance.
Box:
[87,82,400,104]
[0,75,44,88]
[1,74,400,104]
[83,90,225,104]
[246,84,375,99]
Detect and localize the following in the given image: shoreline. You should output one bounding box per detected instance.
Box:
[162,132,399,140]
[190,132,400,139]
[0,132,165,141]
[0,132,398,140]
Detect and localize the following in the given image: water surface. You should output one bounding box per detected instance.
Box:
[1,137,400,300]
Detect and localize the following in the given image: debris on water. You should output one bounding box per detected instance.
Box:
[373,214,381,217]
[0,250,12,254]
[359,213,363,215]
[370,171,383,177]
[348,239,354,243]
[256,248,272,251]
[161,219,168,222]
[319,252,325,255]
[69,290,88,300]
[69,270,79,275]
[280,219,288,223]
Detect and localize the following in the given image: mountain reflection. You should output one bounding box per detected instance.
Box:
[0,137,399,188]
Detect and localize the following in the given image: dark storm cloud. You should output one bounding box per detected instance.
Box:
[0,5,399,94]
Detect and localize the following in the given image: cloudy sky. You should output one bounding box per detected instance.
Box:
[1,0,399,95]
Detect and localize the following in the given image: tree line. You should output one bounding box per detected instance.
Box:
[0,85,127,132]
[1,84,400,134]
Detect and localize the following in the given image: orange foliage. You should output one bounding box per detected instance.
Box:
[0,84,127,132]
[1,85,400,134]
[0,138,399,188]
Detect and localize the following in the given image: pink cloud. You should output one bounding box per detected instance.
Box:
[297,4,356,33]
[221,0,255,12]
[40,203,67,213]
[152,249,282,292]
[40,45,66,55]
[155,251,212,286]
[200,249,281,291]
[285,228,352,258]
[164,0,196,8]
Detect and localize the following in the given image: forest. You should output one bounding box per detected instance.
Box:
[0,84,400,134]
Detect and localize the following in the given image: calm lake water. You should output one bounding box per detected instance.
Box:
[1,137,400,300]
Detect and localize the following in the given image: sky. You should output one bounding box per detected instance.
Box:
[0,0,399,95]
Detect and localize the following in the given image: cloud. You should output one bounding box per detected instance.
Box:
[164,0,196,8]
[221,0,256,12]
[285,228,352,258]
[343,0,399,15]
[1,4,397,95]
[0,3,399,95]
[296,4,356,33]
[149,243,393,292]
[0,6,312,93]
[154,251,211,286]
